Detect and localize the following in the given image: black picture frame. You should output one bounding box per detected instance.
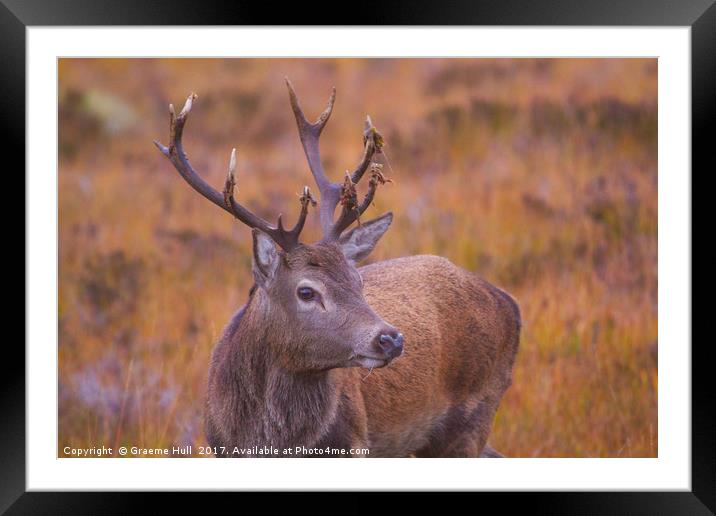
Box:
[5,0,709,512]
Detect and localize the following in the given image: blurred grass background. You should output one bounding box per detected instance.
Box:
[58,58,657,457]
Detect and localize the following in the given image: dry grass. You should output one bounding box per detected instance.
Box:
[58,58,657,457]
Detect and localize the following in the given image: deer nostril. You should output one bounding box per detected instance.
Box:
[378,332,404,358]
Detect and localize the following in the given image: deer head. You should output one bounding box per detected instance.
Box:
[154,80,404,370]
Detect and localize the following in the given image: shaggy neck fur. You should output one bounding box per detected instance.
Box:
[217,288,342,453]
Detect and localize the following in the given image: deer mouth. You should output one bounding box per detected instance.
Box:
[354,355,391,369]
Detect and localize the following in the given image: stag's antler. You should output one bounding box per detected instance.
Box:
[286,79,388,241]
[153,93,315,252]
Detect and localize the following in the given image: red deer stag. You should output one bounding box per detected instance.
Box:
[154,80,521,457]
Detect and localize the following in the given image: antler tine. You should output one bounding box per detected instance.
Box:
[279,186,317,244]
[154,93,313,252]
[330,163,391,240]
[350,116,384,184]
[285,78,341,236]
[330,117,389,239]
[285,80,391,242]
[154,93,231,213]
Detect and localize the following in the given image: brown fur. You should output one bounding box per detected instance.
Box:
[205,248,520,457]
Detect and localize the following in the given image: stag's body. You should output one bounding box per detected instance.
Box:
[155,80,520,458]
[206,254,520,457]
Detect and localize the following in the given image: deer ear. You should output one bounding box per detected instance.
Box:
[339,212,393,264]
[252,229,280,287]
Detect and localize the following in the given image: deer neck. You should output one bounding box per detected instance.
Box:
[228,289,343,451]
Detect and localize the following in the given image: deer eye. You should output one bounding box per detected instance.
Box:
[297,287,315,302]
